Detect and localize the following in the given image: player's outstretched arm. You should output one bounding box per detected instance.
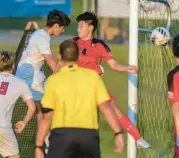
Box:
[15,98,36,133]
[107,59,138,74]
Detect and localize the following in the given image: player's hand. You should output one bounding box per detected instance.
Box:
[115,134,125,154]
[128,65,138,74]
[32,21,39,30]
[15,121,26,133]
[168,91,173,99]
[34,148,44,158]
[25,22,32,30]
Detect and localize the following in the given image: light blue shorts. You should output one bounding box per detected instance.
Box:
[16,63,43,101]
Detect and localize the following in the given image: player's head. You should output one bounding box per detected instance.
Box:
[59,40,79,62]
[76,12,98,39]
[46,9,71,36]
[0,51,14,72]
[173,34,179,58]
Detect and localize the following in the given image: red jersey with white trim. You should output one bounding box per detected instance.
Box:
[167,66,179,103]
[75,38,114,75]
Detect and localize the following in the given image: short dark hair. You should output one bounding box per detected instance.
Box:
[60,40,79,62]
[173,34,179,58]
[46,9,71,27]
[76,12,98,32]
[0,51,14,71]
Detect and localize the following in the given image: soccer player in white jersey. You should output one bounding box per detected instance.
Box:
[0,51,36,158]
[15,10,70,131]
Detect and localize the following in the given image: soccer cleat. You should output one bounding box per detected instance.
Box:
[136,138,151,148]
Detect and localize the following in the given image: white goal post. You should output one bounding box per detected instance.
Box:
[127,0,138,158]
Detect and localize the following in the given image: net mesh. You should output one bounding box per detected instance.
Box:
[12,100,37,158]
[138,0,179,157]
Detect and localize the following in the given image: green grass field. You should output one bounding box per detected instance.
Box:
[0,44,128,158]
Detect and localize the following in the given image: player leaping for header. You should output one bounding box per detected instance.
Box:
[15,9,70,135]
[15,10,70,154]
[71,12,150,148]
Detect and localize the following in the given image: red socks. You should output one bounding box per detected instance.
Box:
[119,115,141,141]
[174,127,179,158]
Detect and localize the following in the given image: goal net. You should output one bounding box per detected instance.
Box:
[138,0,179,157]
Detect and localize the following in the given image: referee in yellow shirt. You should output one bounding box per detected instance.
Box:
[35,40,124,158]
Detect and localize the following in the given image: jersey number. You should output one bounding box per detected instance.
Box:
[0,82,9,95]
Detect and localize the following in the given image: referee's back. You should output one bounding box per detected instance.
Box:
[42,64,109,130]
[40,40,111,158]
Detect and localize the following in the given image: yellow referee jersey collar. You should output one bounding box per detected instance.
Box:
[60,64,79,72]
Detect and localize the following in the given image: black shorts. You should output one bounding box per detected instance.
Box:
[47,128,100,158]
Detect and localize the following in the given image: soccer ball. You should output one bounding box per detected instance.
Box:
[150,27,170,46]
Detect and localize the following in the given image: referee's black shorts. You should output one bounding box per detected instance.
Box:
[47,128,100,158]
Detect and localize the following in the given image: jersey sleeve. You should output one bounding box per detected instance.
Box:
[95,75,110,105]
[173,72,179,102]
[41,76,55,110]
[36,36,51,55]
[100,43,114,62]
[20,82,33,101]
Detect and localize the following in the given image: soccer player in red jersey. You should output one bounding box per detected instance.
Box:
[168,34,179,157]
[73,12,151,148]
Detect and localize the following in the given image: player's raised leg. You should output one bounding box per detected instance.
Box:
[109,91,150,148]
[110,102,151,148]
[74,12,151,149]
